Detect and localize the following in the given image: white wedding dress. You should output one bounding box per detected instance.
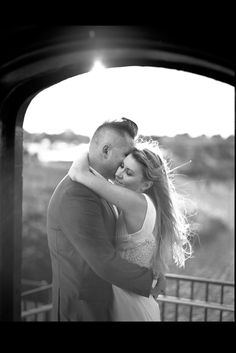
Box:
[112,193,160,321]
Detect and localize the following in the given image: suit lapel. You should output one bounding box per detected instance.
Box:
[101,199,117,246]
[102,199,116,220]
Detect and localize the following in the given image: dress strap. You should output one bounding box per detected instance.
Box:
[141,194,156,235]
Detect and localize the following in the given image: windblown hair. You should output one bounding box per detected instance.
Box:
[91,117,138,141]
[131,144,193,275]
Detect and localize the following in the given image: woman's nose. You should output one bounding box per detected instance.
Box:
[115,168,123,179]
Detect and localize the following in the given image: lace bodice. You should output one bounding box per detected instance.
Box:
[115,194,157,269]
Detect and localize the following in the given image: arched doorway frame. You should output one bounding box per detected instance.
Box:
[0,26,234,321]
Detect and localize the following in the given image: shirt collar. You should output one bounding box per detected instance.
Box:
[89,166,106,180]
[89,166,114,184]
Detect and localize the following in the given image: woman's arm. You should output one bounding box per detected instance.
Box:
[68,151,146,217]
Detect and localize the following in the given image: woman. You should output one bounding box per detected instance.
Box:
[68,144,192,321]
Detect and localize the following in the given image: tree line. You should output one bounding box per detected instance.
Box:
[24,130,234,181]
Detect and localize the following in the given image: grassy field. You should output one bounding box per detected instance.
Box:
[169,175,234,282]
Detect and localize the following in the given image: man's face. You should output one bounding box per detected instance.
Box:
[107,132,134,180]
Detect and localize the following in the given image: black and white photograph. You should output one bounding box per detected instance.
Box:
[0,25,234,323]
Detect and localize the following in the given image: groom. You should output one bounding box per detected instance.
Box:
[47,117,165,321]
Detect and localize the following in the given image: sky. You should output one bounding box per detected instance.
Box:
[23,64,235,139]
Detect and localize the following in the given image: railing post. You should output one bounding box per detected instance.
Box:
[204,283,209,321]
[219,284,224,322]
[189,280,194,321]
[174,278,180,321]
[161,302,165,321]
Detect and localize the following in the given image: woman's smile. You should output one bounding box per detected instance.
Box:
[114,178,124,186]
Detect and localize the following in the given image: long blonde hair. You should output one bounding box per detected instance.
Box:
[132,143,193,275]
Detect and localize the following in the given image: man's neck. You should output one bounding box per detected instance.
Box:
[89,159,107,180]
[89,166,104,179]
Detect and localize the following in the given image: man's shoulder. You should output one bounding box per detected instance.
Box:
[61,175,101,200]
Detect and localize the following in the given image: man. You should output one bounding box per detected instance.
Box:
[47,118,165,321]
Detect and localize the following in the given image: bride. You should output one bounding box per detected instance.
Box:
[68,144,192,321]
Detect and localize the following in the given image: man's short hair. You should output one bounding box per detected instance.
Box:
[92,117,138,140]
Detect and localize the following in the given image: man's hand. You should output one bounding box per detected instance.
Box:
[151,273,166,299]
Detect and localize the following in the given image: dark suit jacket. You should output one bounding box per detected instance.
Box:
[47,175,153,321]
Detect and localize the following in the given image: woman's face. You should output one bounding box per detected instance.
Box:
[114,154,147,192]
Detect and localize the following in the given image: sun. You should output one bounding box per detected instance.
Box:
[90,60,106,73]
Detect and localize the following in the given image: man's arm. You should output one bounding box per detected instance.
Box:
[60,183,154,297]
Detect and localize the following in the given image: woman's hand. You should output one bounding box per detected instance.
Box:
[68,149,89,182]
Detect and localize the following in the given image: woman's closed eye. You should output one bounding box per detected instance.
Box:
[123,166,134,176]
[119,162,134,176]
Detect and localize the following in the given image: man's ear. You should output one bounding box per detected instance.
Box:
[102,144,111,158]
[142,180,153,192]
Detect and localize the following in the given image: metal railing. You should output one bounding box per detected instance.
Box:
[21,274,234,321]
[157,274,234,321]
[21,282,53,321]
